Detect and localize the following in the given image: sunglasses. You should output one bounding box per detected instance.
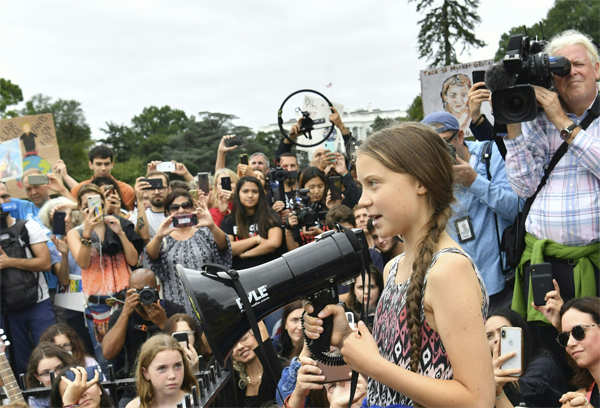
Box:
[169,201,194,212]
[442,130,459,143]
[0,194,10,199]
[556,323,598,347]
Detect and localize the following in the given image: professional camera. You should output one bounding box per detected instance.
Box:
[137,286,159,305]
[290,188,326,228]
[267,167,298,204]
[488,34,571,124]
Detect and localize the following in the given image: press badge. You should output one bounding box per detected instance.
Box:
[455,216,475,243]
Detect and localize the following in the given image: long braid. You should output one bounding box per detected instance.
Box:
[406,207,451,373]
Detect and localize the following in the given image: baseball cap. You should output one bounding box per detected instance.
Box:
[421,112,460,133]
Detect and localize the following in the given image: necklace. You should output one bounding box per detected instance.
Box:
[247,373,262,385]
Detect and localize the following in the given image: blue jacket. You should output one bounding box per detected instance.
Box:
[448,141,520,295]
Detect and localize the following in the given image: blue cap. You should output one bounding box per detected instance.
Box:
[421,112,460,133]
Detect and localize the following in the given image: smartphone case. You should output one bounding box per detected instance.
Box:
[500,327,522,376]
[529,263,554,306]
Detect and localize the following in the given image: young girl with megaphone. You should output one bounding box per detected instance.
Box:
[303,123,495,407]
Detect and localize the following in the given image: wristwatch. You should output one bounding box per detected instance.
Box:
[560,123,579,142]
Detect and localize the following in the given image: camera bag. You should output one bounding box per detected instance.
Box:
[0,220,39,311]
[500,94,600,269]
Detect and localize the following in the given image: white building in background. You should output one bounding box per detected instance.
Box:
[258,107,405,162]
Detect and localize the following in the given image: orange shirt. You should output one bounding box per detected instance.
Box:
[71,177,135,210]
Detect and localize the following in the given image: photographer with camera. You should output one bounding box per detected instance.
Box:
[503,30,600,326]
[101,268,185,378]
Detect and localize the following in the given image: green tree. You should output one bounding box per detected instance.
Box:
[412,0,485,66]
[19,94,93,181]
[494,0,600,60]
[406,95,424,121]
[0,78,23,117]
[101,105,189,163]
[370,116,396,132]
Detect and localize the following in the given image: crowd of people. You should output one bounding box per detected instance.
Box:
[0,28,598,407]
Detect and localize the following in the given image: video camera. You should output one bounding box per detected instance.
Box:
[266,167,297,204]
[290,188,327,229]
[488,34,571,124]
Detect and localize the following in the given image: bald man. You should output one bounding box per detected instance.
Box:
[102,268,185,377]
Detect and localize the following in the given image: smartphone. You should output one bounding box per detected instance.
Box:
[500,327,523,376]
[220,176,232,191]
[142,178,164,190]
[529,263,554,306]
[52,211,66,235]
[472,70,487,89]
[197,172,210,194]
[329,175,342,200]
[28,174,49,185]
[172,214,198,228]
[156,161,176,172]
[87,195,103,218]
[239,154,249,165]
[172,331,189,348]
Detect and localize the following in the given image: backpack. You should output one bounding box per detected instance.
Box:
[0,220,39,312]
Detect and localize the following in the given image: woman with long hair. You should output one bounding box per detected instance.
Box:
[126,334,198,408]
[344,267,384,331]
[39,323,100,370]
[207,167,238,227]
[163,313,212,371]
[25,342,76,408]
[485,309,568,407]
[557,297,600,407]
[66,184,144,368]
[303,123,494,407]
[273,301,305,361]
[225,322,284,407]
[220,176,282,270]
[145,188,231,316]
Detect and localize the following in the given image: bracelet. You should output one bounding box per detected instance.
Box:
[80,237,92,247]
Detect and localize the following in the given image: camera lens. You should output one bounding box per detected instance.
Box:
[501,329,506,338]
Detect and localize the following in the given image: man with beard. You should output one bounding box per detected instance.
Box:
[130,171,170,241]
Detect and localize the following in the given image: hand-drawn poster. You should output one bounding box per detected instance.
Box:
[0,114,60,197]
[420,59,495,136]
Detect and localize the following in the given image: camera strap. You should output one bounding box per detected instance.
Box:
[222,268,284,404]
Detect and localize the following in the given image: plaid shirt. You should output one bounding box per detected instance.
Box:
[504,103,600,246]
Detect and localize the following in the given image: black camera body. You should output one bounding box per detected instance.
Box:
[267,167,298,204]
[290,188,326,229]
[489,34,571,124]
[137,286,159,305]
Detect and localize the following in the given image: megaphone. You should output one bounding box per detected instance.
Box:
[177,228,368,363]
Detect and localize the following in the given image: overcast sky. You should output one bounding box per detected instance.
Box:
[2,0,553,138]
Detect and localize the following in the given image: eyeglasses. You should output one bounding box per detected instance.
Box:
[556,324,598,347]
[441,130,459,143]
[169,201,193,212]
[38,365,64,378]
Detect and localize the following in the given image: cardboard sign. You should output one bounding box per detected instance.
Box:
[420,59,495,136]
[0,114,60,198]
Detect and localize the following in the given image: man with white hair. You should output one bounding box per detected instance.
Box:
[504,30,600,322]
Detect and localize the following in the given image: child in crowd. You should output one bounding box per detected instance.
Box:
[303,123,495,407]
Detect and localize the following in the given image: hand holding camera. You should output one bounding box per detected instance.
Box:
[134,177,150,200]
[123,288,141,317]
[468,82,491,122]
[219,134,240,154]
